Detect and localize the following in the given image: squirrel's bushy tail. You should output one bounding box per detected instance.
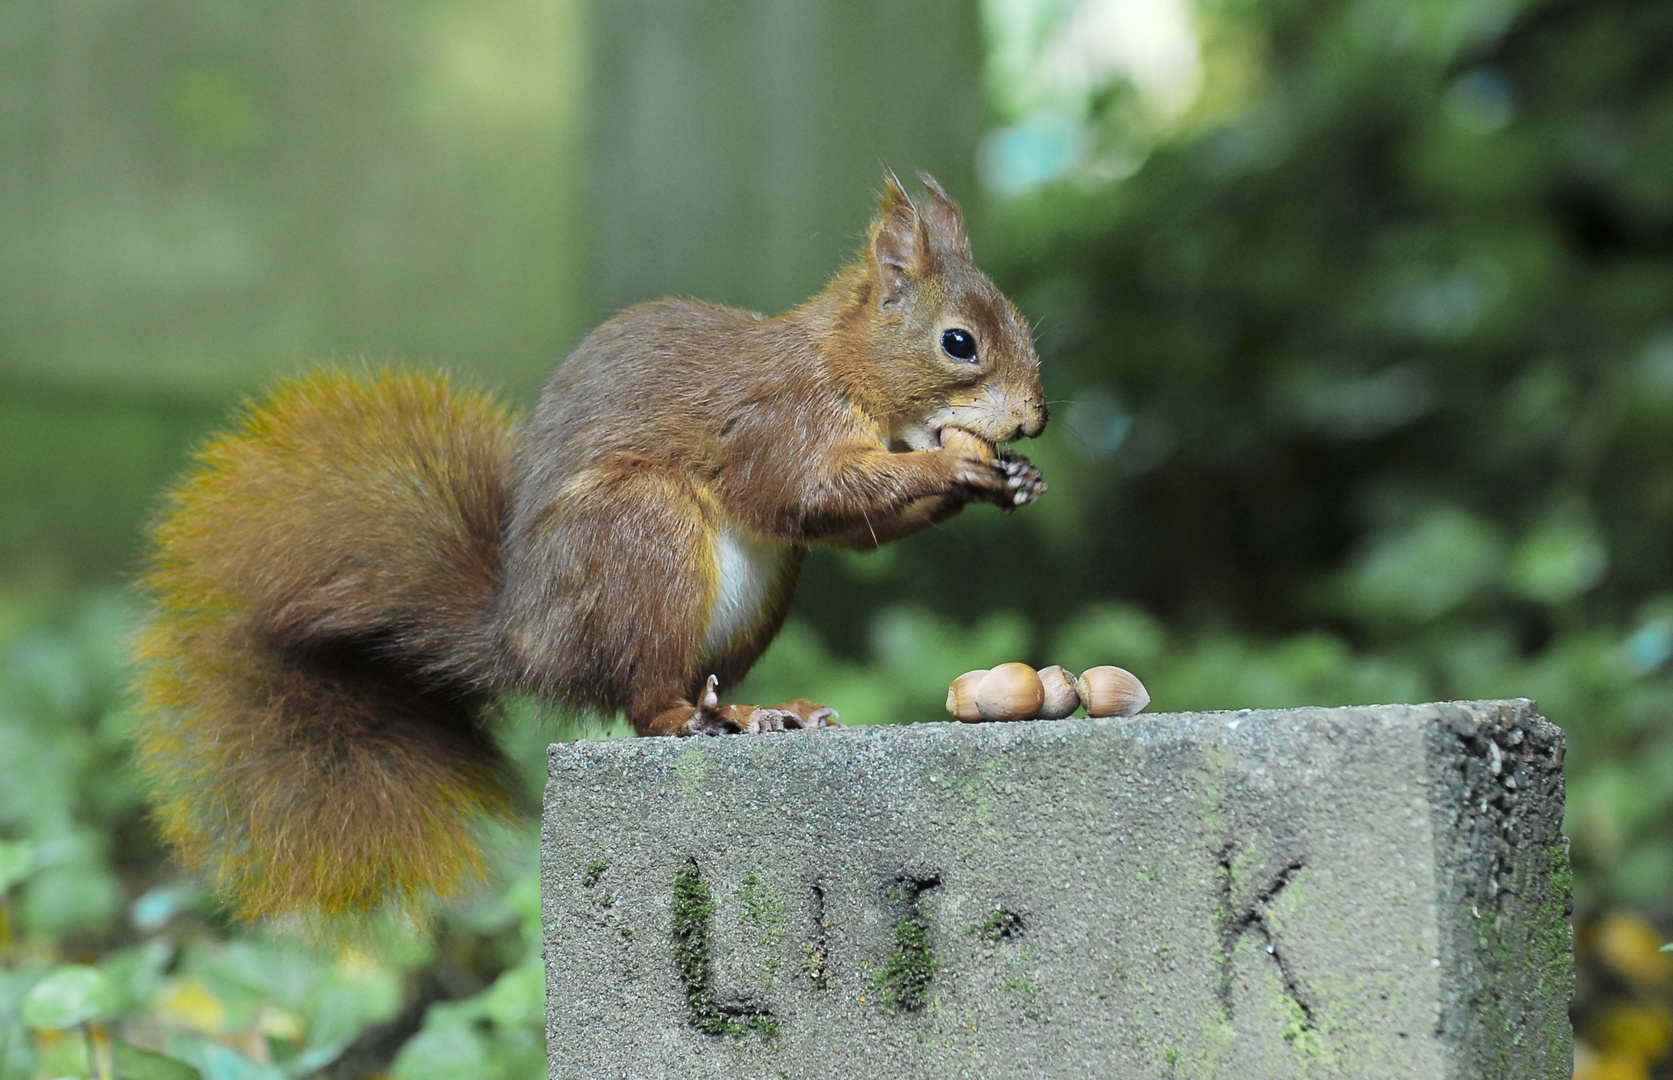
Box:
[133,370,519,921]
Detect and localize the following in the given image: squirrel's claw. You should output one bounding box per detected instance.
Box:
[686,675,734,736]
[798,704,842,728]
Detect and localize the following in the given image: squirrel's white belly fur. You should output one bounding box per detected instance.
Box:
[702,525,793,664]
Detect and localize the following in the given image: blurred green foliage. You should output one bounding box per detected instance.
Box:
[0,595,549,1079]
[971,0,1673,911]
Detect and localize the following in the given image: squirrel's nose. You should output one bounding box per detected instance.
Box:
[1020,402,1048,439]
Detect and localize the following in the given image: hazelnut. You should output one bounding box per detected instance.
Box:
[1075,666,1149,718]
[1035,665,1081,719]
[940,426,997,462]
[946,669,988,722]
[974,662,1046,722]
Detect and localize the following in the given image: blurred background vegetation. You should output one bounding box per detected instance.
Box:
[2,0,1671,1076]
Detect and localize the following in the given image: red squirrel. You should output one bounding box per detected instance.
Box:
[133,172,1047,920]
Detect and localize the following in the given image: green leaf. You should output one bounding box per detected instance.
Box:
[19,860,124,936]
[1507,511,1609,605]
[100,939,176,1014]
[0,840,33,893]
[1347,506,1503,621]
[129,884,203,932]
[478,963,545,1029]
[305,969,401,1055]
[390,1010,492,1080]
[169,1038,284,1080]
[20,964,116,1029]
[113,1040,203,1080]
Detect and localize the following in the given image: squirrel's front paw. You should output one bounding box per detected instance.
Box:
[946,447,1046,511]
[996,451,1046,512]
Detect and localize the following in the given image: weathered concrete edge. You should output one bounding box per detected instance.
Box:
[1424,699,1573,1079]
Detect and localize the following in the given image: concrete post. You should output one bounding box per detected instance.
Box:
[543,700,1572,1078]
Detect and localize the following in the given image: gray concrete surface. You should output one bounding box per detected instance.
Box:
[543,700,1571,1078]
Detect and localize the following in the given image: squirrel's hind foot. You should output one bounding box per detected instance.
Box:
[681,677,840,735]
[763,699,841,730]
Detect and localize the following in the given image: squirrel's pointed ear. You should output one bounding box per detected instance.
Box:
[916,172,972,259]
[869,169,932,306]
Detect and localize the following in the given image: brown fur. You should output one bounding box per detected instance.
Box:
[498,172,1046,736]
[136,371,519,919]
[135,174,1046,920]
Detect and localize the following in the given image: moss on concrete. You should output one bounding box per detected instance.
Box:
[673,747,709,795]
[737,871,787,983]
[875,917,935,1010]
[874,880,938,1011]
[580,858,607,888]
[672,862,778,1039]
[969,904,1022,942]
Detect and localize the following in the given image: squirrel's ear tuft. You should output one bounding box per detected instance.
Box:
[869,168,933,305]
[916,172,972,259]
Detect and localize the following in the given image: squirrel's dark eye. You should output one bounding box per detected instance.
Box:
[941,328,977,362]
